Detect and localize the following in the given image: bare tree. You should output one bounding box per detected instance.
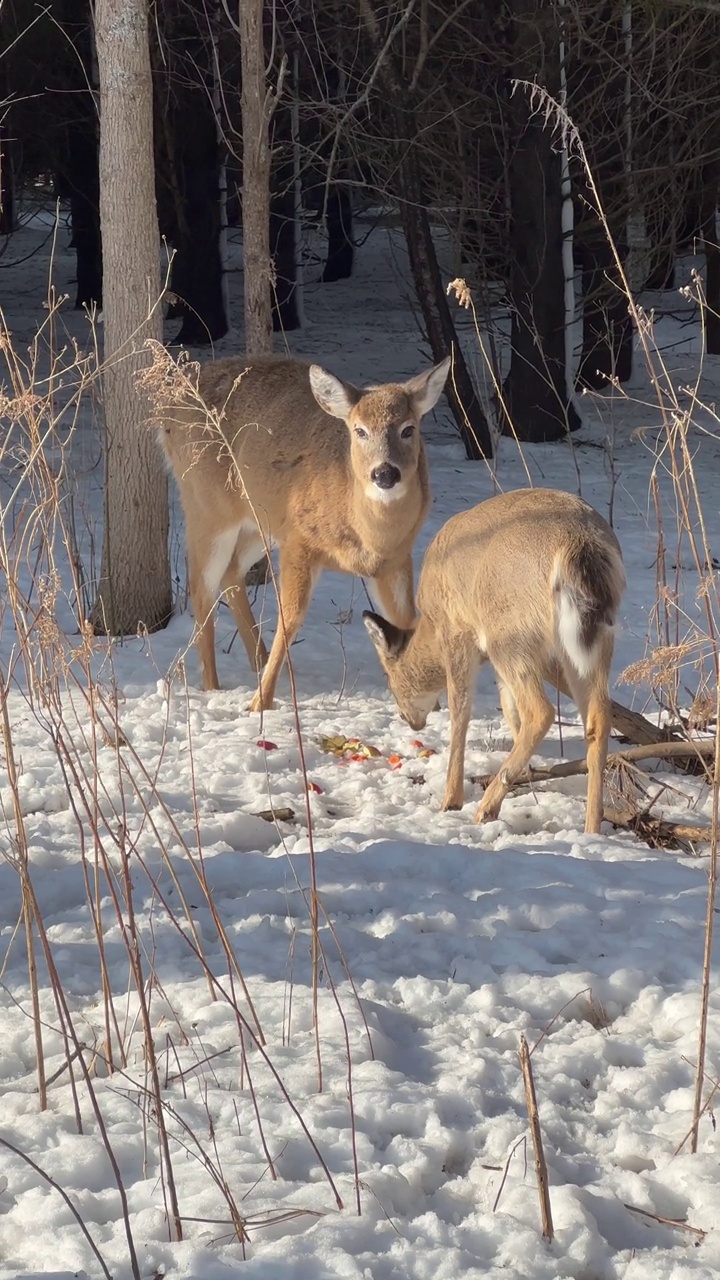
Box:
[156,0,228,344]
[57,0,101,309]
[91,0,171,635]
[238,0,276,353]
[358,0,493,460]
[502,0,580,441]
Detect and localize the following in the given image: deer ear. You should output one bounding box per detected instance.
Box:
[363,610,411,660]
[403,356,451,418]
[309,365,360,420]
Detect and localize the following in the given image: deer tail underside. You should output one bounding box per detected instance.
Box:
[552,536,625,678]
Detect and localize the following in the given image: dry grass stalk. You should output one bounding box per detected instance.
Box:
[518,1035,554,1242]
[0,680,47,1109]
[690,682,720,1150]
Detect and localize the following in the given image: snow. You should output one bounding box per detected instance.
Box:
[0,208,719,1279]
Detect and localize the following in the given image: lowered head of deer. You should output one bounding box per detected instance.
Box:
[159,353,450,710]
[363,487,626,834]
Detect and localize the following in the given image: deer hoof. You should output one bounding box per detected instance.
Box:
[248,691,274,714]
[473,801,501,824]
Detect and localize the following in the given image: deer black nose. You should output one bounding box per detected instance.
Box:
[371,464,401,490]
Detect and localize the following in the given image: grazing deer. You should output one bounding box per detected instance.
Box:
[160,354,450,711]
[363,488,625,833]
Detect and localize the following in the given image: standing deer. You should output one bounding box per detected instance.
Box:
[363,488,625,833]
[160,354,450,711]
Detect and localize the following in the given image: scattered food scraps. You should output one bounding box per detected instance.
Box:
[255,807,296,823]
[320,734,382,760]
[256,739,279,751]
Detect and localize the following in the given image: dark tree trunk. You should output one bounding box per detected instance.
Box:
[0,130,14,236]
[170,104,227,344]
[576,233,632,389]
[322,186,354,282]
[503,0,579,440]
[270,95,300,331]
[358,0,492,459]
[569,3,632,390]
[58,0,102,309]
[158,0,227,345]
[701,160,720,354]
[0,16,14,237]
[398,127,492,459]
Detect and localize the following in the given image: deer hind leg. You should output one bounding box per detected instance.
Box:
[497,679,521,743]
[369,557,416,629]
[475,672,555,825]
[220,535,269,674]
[187,523,242,691]
[440,634,479,811]
[560,634,614,834]
[249,540,318,713]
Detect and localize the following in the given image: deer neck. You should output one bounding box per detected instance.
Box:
[403,614,446,693]
[351,473,424,550]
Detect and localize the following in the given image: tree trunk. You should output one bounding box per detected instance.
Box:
[569,2,632,390]
[239,0,274,353]
[322,186,354,282]
[91,0,171,636]
[503,0,580,441]
[160,0,228,345]
[0,14,14,238]
[58,0,102,308]
[358,0,492,460]
[701,159,720,354]
[270,87,301,331]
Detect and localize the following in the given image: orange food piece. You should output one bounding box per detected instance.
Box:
[388,754,403,769]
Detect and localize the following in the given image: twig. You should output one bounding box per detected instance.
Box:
[675,1072,720,1155]
[518,1035,553,1242]
[604,807,712,847]
[0,1136,113,1278]
[492,1134,527,1213]
[623,1202,706,1238]
[471,737,715,791]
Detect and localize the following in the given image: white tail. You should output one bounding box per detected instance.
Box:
[159,353,450,709]
[363,488,625,834]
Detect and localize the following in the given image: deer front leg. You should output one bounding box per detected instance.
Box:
[249,542,318,713]
[369,557,416,629]
[440,636,479,811]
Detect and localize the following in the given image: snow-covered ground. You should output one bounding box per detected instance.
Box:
[1,207,719,1279]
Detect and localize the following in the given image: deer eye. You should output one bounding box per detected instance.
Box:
[400,423,414,439]
[355,426,369,440]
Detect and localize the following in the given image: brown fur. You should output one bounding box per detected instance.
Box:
[364,488,626,834]
[160,353,450,709]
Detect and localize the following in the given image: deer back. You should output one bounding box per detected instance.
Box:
[417,488,624,674]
